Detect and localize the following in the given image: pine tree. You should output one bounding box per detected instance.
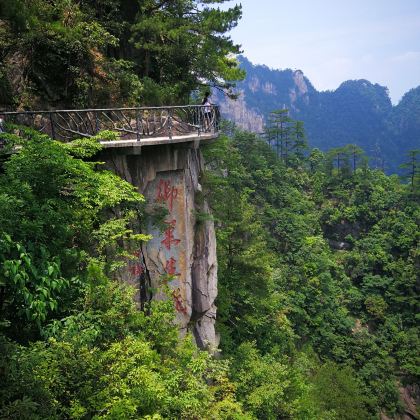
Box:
[289,120,308,166]
[265,109,292,163]
[400,149,420,195]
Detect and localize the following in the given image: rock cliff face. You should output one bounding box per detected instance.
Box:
[218,89,264,133]
[100,143,218,350]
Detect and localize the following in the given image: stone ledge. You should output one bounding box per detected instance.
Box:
[99,132,219,149]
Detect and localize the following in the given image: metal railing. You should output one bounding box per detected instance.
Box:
[0,105,220,142]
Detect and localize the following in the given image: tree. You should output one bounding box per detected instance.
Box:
[289,120,308,166]
[264,109,292,162]
[0,129,248,419]
[311,362,371,420]
[400,149,419,195]
[0,278,247,419]
[0,129,145,340]
[203,127,419,416]
[0,0,245,108]
[129,0,244,101]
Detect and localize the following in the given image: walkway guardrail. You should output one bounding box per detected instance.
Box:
[0,105,220,142]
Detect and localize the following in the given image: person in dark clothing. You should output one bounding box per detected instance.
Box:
[0,115,5,148]
[201,92,213,132]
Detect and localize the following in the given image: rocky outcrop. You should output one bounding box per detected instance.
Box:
[99,142,219,350]
[380,384,419,419]
[217,89,264,133]
[289,70,310,110]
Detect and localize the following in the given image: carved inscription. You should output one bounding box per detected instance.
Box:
[165,257,180,276]
[156,179,178,212]
[161,219,181,250]
[172,288,188,314]
[154,178,186,314]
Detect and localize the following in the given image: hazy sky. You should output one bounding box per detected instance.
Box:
[224,0,420,104]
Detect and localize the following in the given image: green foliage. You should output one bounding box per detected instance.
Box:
[203,121,419,418]
[63,133,109,157]
[230,342,309,419]
[0,278,246,419]
[0,233,68,326]
[0,0,244,108]
[203,129,298,355]
[310,362,372,420]
[0,130,144,339]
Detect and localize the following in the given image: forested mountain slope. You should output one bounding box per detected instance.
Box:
[0,1,419,419]
[203,125,419,419]
[1,121,418,419]
[216,56,420,173]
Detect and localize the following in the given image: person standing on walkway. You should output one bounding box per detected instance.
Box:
[201,92,212,132]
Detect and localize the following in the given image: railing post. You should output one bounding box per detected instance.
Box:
[136,109,141,142]
[213,106,215,132]
[214,105,220,132]
[198,106,201,136]
[168,108,173,140]
[49,112,56,139]
[95,111,100,134]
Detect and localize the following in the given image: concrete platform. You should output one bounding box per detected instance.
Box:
[99,132,219,150]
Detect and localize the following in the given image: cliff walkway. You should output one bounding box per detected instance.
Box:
[0,104,220,347]
[0,105,220,148]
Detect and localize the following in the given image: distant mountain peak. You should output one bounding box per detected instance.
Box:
[291,70,310,106]
[216,56,420,173]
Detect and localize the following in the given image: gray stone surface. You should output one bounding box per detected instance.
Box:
[99,140,218,349]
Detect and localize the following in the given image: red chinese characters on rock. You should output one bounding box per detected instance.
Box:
[155,178,186,314]
[172,288,188,314]
[128,250,144,277]
[165,257,180,276]
[156,179,178,212]
[161,219,181,250]
[129,264,144,277]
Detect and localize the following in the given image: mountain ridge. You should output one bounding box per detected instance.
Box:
[216,56,420,173]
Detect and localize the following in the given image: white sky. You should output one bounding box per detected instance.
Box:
[223,0,420,104]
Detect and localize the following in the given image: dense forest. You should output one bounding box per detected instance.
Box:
[1,1,419,419]
[1,117,418,419]
[205,125,419,419]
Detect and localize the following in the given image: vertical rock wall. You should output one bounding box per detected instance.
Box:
[99,142,218,350]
